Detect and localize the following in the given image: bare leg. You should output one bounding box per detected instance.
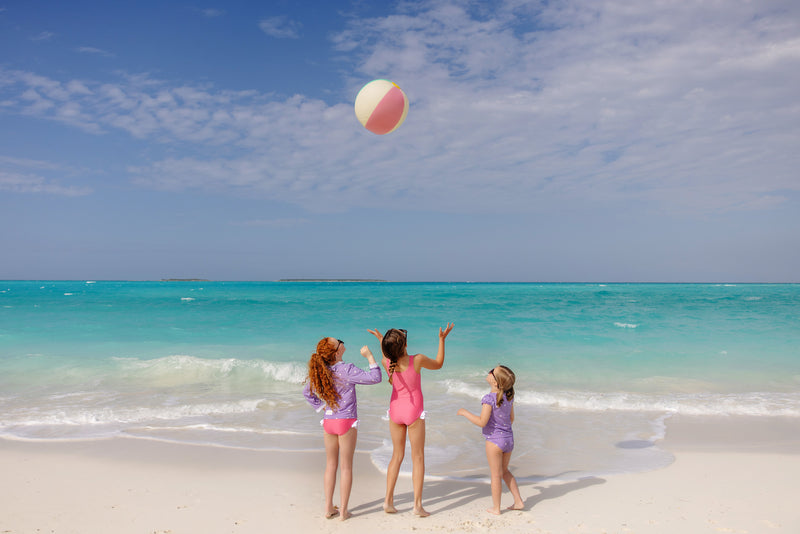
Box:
[407,418,429,517]
[502,450,524,510]
[485,440,503,515]
[384,421,406,513]
[323,432,340,518]
[338,428,357,520]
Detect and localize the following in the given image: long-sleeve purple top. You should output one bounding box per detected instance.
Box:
[303,361,382,420]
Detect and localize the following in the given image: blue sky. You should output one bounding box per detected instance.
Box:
[1,0,798,282]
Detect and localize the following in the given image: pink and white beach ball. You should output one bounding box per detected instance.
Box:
[354,79,409,135]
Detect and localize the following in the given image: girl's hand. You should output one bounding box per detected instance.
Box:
[439,323,455,340]
[459,405,491,427]
[360,345,377,365]
[367,328,383,342]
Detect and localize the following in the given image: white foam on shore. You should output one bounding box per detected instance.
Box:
[443,379,800,417]
[112,355,308,386]
[515,390,800,417]
[3,398,266,427]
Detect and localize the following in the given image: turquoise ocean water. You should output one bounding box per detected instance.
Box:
[1,281,798,480]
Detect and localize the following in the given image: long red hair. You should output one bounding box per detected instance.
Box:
[307,338,340,410]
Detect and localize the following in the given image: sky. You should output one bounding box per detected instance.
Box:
[1,0,799,282]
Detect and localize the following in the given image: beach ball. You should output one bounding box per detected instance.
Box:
[354,79,409,135]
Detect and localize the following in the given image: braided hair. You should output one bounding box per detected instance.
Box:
[306,338,340,410]
[381,328,407,384]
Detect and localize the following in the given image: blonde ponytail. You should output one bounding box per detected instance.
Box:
[493,365,516,407]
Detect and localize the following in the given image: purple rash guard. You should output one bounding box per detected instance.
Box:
[481,393,514,453]
[303,361,382,419]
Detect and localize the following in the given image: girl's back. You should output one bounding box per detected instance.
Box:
[482,393,513,439]
[385,354,424,425]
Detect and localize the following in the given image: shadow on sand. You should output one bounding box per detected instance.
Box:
[348,473,606,516]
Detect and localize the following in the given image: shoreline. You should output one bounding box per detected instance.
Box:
[1,415,798,533]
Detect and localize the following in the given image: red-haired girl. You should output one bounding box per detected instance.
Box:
[303,337,381,520]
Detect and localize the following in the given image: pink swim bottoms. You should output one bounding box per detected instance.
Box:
[323,418,358,436]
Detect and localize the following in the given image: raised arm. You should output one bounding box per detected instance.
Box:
[332,347,382,386]
[418,322,454,371]
[360,345,378,367]
[367,328,383,344]
[350,346,382,384]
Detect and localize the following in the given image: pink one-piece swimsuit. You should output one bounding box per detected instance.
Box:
[386,354,425,425]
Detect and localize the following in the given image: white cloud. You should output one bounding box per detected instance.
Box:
[232,218,310,228]
[76,46,115,58]
[0,156,94,197]
[0,170,92,196]
[201,9,225,18]
[0,155,65,171]
[258,16,302,39]
[30,31,55,41]
[1,0,798,215]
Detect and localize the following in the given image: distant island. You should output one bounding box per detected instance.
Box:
[279,279,388,282]
[156,278,389,282]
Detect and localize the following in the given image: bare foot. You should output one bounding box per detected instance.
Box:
[487,508,501,515]
[507,503,524,511]
[325,506,339,519]
[413,507,431,517]
[383,503,397,514]
[340,510,352,521]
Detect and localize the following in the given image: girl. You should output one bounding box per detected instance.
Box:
[303,337,382,520]
[457,365,524,515]
[368,323,455,517]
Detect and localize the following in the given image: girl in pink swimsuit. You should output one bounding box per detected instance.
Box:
[304,337,382,520]
[368,323,455,517]
[457,365,525,515]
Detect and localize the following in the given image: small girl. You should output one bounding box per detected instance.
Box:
[303,337,382,520]
[457,365,524,515]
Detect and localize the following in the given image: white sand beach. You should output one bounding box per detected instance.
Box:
[1,415,798,534]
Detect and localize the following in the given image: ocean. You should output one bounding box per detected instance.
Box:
[1,281,798,481]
